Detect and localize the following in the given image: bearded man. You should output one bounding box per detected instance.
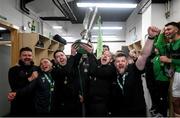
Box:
[110,26,160,117]
[159,22,180,117]
[8,47,38,116]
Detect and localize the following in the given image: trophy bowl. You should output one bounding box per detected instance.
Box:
[73,39,91,54]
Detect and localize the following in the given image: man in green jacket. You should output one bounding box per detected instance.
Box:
[157,22,180,117]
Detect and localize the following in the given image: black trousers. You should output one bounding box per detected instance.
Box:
[86,103,108,117]
[147,79,170,116]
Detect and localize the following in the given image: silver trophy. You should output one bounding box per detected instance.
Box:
[73,7,98,53]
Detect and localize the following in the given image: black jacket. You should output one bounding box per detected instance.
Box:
[87,53,116,103]
[12,70,55,116]
[110,64,146,117]
[8,61,39,116]
[33,71,55,115]
[51,53,82,116]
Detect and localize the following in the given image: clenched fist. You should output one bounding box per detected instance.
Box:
[148,26,161,38]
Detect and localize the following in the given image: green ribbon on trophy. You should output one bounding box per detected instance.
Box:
[96,16,103,59]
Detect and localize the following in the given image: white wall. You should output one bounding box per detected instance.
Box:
[100,42,125,53]
[126,0,180,47]
[0,0,38,32]
[65,22,84,38]
[151,4,167,28]
[0,0,22,26]
[168,0,180,22]
[43,22,56,38]
[151,0,180,27]
[126,8,142,45]
[141,5,151,46]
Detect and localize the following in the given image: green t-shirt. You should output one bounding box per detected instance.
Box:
[155,34,180,72]
[171,39,180,72]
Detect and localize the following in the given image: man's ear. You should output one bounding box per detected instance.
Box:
[174,26,179,33]
[177,29,180,34]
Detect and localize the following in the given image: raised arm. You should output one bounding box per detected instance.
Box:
[68,44,82,69]
[80,44,98,75]
[136,26,161,70]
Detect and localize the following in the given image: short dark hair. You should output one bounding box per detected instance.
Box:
[103,45,109,50]
[116,50,124,53]
[53,50,64,58]
[115,52,127,59]
[20,47,32,54]
[165,22,180,29]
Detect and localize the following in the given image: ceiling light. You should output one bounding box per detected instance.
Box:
[91,35,124,41]
[62,36,73,39]
[93,26,123,30]
[0,27,6,30]
[92,35,118,38]
[77,3,137,8]
[52,26,63,29]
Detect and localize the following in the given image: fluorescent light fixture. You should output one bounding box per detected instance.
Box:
[0,27,6,30]
[12,25,19,30]
[77,3,137,8]
[91,35,123,41]
[53,26,63,29]
[62,36,80,42]
[92,35,118,38]
[93,26,123,30]
[62,36,73,39]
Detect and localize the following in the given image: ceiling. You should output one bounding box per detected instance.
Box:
[26,0,142,24]
[69,0,142,23]
[23,0,168,42]
[25,0,169,24]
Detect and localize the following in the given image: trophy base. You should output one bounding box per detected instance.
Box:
[73,39,90,54]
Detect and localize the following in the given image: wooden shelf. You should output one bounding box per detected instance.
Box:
[19,33,64,65]
[128,40,142,52]
[48,39,59,51]
[48,49,54,52]
[35,48,47,65]
[0,41,11,45]
[35,46,46,50]
[59,43,64,50]
[48,51,54,60]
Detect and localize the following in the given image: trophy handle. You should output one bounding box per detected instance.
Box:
[82,7,98,41]
[74,7,98,54]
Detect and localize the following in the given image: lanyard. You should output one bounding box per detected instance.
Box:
[44,73,55,112]
[117,72,128,95]
[44,73,55,92]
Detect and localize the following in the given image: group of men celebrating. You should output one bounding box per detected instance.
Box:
[7,22,180,117]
